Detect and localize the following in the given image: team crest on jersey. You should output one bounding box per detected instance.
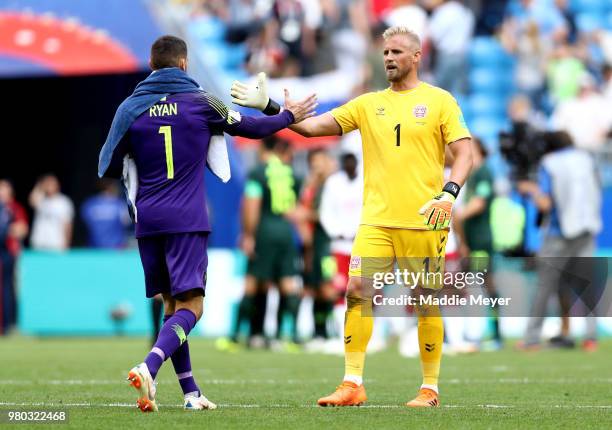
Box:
[376,107,386,116]
[413,105,427,118]
[350,256,361,270]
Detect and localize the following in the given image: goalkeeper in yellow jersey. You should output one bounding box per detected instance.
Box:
[230,26,473,408]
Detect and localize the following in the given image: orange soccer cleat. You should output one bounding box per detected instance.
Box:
[127,363,158,413]
[317,381,367,407]
[406,388,439,408]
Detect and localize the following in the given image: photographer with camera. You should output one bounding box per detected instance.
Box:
[499,96,549,256]
[499,96,548,182]
[516,131,602,351]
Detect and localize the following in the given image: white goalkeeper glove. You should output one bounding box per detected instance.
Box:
[230,72,270,111]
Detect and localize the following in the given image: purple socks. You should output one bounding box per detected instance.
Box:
[144,309,195,378]
[144,310,200,396]
[164,315,200,396]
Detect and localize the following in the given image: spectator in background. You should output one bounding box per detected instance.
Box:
[225,0,268,43]
[597,30,612,67]
[319,152,362,283]
[81,179,131,249]
[453,138,502,349]
[273,0,308,75]
[501,18,551,113]
[506,0,568,44]
[603,63,612,101]
[382,0,428,42]
[195,0,228,17]
[319,151,362,350]
[551,73,612,152]
[224,136,302,349]
[296,0,325,76]
[29,174,74,251]
[507,93,547,131]
[303,0,337,75]
[554,0,577,44]
[518,131,602,351]
[0,180,28,334]
[426,0,475,96]
[246,19,289,77]
[325,0,370,74]
[363,23,393,92]
[0,198,13,335]
[299,148,336,349]
[547,42,586,104]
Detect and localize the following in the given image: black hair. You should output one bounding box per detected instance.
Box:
[262,135,290,153]
[546,130,574,151]
[150,35,188,70]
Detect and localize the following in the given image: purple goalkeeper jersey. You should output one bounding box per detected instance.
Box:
[127,92,219,237]
[120,90,288,238]
[108,89,294,238]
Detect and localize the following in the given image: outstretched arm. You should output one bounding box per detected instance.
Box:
[221,92,317,139]
[203,87,316,140]
[283,89,341,137]
[226,110,295,139]
[288,112,341,137]
[230,74,340,138]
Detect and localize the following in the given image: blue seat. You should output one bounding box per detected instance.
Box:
[468,68,514,94]
[223,43,247,70]
[572,0,607,14]
[477,131,502,150]
[188,16,226,43]
[487,153,510,179]
[576,12,605,32]
[468,94,508,117]
[454,94,472,119]
[480,135,499,152]
[198,43,227,70]
[468,116,509,143]
[469,37,513,68]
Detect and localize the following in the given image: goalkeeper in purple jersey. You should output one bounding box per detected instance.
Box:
[99,35,316,412]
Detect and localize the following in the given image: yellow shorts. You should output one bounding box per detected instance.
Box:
[348,225,448,287]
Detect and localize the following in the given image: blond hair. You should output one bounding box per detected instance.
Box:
[382,26,421,48]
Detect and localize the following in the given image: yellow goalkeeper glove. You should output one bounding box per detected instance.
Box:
[418,182,460,230]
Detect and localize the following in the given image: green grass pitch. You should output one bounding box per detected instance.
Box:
[1,337,611,429]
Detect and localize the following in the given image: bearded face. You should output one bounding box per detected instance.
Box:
[383,35,421,83]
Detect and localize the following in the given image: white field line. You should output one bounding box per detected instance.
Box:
[0,402,610,410]
[0,379,336,385]
[1,378,612,385]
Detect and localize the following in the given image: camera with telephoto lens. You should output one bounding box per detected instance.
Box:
[499,122,557,180]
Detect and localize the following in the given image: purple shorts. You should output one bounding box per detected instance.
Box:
[137,232,209,298]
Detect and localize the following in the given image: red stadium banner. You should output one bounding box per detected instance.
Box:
[234,127,340,149]
[0,11,139,76]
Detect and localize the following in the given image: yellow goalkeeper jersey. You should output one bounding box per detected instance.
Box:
[331,82,470,229]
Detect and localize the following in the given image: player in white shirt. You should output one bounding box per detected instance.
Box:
[319,152,363,350]
[29,174,74,251]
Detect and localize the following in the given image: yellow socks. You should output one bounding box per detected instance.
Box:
[342,295,443,390]
[343,295,373,381]
[417,308,444,388]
